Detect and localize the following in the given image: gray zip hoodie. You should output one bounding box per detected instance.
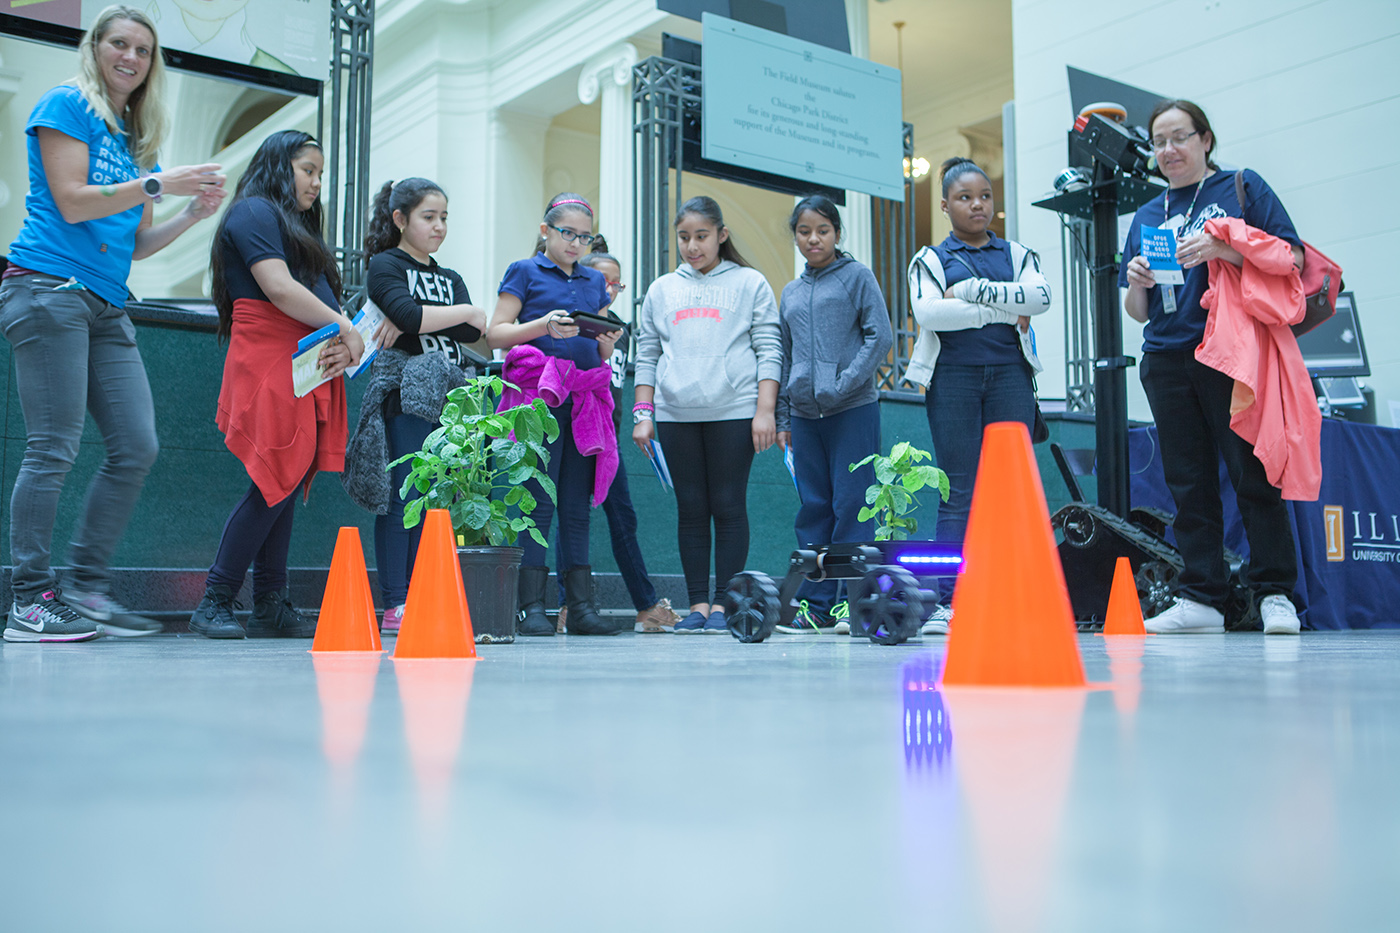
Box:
[634,260,782,422]
[776,255,893,432]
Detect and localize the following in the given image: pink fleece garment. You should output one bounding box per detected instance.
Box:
[1196,217,1321,501]
[498,345,617,507]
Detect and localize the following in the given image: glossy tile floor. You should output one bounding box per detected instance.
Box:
[2,631,1398,932]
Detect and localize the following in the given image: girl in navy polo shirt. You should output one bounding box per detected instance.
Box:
[1121,100,1304,636]
[906,157,1052,634]
[487,193,625,636]
[344,177,487,633]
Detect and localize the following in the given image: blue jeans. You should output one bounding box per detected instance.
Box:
[522,400,594,570]
[791,402,881,612]
[924,362,1035,602]
[375,412,435,607]
[556,433,658,611]
[0,274,159,599]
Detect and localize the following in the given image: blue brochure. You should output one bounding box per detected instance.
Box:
[1140,226,1184,285]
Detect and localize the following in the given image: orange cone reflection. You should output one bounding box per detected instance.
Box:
[312,652,382,796]
[394,658,476,821]
[942,687,1087,933]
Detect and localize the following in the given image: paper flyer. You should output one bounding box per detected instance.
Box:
[291,322,342,398]
[648,439,674,490]
[344,299,386,379]
[1140,225,1185,285]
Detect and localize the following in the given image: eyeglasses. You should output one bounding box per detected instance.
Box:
[547,224,596,246]
[605,280,626,292]
[1151,131,1199,152]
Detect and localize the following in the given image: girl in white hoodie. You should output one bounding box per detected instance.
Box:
[632,196,782,633]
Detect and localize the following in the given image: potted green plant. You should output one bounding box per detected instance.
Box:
[851,441,950,541]
[391,373,559,642]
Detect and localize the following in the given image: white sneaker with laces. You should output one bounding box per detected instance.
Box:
[1144,597,1224,634]
[1260,594,1301,635]
[920,604,954,636]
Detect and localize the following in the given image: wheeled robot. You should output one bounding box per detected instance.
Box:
[717,541,962,645]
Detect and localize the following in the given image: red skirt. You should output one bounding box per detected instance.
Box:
[216,298,347,504]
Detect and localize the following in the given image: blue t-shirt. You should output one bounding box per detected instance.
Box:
[933,232,1022,366]
[7,85,158,307]
[497,252,611,369]
[218,197,339,312]
[1121,169,1301,352]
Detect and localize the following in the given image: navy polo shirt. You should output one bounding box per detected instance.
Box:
[934,232,1022,366]
[498,252,612,368]
[1121,169,1300,353]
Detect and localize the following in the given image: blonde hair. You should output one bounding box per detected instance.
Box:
[72,5,167,170]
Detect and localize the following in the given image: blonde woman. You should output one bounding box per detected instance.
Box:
[0,5,225,643]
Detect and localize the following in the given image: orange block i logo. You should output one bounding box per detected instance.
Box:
[1324,505,1345,562]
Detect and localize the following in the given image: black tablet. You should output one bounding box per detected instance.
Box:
[570,311,627,339]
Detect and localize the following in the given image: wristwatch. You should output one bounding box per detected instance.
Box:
[632,408,654,424]
[141,175,163,203]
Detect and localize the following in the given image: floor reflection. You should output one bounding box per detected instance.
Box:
[1103,635,1146,730]
[393,658,476,822]
[312,652,383,800]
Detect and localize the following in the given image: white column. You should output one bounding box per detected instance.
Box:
[840,0,872,267]
[484,108,551,318]
[578,42,638,322]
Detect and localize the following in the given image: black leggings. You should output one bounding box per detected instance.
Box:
[657,419,755,605]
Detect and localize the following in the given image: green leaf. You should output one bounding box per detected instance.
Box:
[518,488,537,514]
[440,402,461,425]
[461,495,491,529]
[937,469,951,502]
[535,474,557,504]
[874,460,896,485]
[527,525,548,548]
[890,441,911,467]
[849,454,876,472]
[507,463,535,485]
[504,485,523,506]
[858,505,878,523]
[403,498,426,529]
[865,485,881,505]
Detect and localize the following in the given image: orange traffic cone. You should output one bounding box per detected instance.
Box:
[1102,556,1147,635]
[941,422,1086,687]
[393,509,476,658]
[311,527,382,653]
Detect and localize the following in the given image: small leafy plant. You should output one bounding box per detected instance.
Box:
[851,441,949,541]
[389,374,559,547]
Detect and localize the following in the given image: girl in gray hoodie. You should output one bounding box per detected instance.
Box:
[633,196,782,633]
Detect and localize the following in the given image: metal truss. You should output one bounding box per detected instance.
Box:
[1060,216,1095,412]
[871,121,917,400]
[323,0,375,310]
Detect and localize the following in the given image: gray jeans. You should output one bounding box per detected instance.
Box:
[0,274,159,599]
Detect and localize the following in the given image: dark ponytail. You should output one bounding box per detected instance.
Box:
[534,192,594,255]
[939,157,990,197]
[675,195,750,268]
[364,176,447,265]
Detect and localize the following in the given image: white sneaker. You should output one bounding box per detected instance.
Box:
[1260,594,1301,635]
[920,604,954,636]
[1144,597,1224,634]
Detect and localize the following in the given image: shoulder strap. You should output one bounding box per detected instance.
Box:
[1234,169,1248,215]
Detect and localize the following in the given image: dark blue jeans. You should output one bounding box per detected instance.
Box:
[925,362,1036,602]
[556,433,658,611]
[791,402,881,612]
[206,480,302,597]
[522,400,594,570]
[375,412,435,607]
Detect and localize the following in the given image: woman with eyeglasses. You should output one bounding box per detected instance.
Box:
[1121,99,1305,635]
[487,193,626,636]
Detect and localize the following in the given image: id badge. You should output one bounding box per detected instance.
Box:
[1162,214,1186,234]
[1161,284,1177,314]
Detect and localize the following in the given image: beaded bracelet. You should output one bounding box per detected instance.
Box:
[632,402,654,412]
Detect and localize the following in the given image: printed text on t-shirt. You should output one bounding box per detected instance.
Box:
[673,306,723,325]
[406,269,456,304]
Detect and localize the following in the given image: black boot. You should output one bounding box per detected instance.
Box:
[248,587,316,638]
[517,565,554,637]
[189,584,245,639]
[564,566,625,636]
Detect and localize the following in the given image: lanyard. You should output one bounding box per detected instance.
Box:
[1163,172,1209,231]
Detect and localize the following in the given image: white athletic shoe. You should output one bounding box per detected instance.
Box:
[1144,597,1225,634]
[1260,594,1301,635]
[920,604,954,636]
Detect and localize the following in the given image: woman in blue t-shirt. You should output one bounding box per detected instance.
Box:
[1121,100,1305,636]
[906,157,1052,634]
[0,6,226,644]
[487,193,625,636]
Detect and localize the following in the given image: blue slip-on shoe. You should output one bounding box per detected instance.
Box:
[675,610,707,634]
[703,610,728,634]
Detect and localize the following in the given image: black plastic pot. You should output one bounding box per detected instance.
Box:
[457,546,523,644]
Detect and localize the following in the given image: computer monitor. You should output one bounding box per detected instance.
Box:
[1297,292,1368,379]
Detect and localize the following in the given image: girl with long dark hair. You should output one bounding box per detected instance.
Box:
[188,129,364,639]
[343,177,487,633]
[906,157,1051,634]
[774,194,892,633]
[486,193,626,636]
[0,5,225,643]
[632,195,782,633]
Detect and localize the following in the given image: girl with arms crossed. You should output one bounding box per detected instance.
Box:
[906,157,1051,634]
